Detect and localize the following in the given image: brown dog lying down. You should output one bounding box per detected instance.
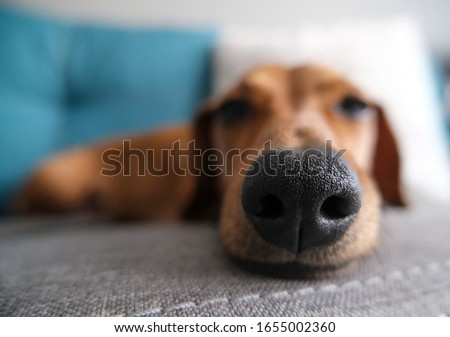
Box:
[16,65,406,277]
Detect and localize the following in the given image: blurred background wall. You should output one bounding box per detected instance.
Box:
[5,0,450,61]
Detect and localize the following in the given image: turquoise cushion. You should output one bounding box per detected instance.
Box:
[0,8,216,212]
[430,57,450,149]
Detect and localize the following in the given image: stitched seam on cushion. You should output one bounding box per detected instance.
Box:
[130,258,450,316]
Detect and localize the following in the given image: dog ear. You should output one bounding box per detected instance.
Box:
[183,101,221,220]
[193,101,217,155]
[373,106,407,206]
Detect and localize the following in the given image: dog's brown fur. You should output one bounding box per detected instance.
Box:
[16,65,406,276]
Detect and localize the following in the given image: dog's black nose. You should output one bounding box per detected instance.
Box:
[241,147,361,253]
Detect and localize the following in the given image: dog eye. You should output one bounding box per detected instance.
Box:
[216,98,251,126]
[336,96,373,120]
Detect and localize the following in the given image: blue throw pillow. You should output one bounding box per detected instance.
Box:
[430,57,450,150]
[0,8,216,213]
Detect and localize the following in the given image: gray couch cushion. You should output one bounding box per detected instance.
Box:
[1,199,450,316]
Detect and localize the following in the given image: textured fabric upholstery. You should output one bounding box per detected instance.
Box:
[1,199,449,316]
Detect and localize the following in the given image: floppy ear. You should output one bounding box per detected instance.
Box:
[183,101,221,220]
[192,101,217,155]
[373,106,407,206]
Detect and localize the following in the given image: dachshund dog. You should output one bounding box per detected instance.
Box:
[16,65,406,277]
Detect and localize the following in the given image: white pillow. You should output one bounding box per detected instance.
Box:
[213,17,450,203]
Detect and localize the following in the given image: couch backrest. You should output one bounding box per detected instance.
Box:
[0,8,217,212]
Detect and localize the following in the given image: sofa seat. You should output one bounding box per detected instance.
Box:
[1,198,449,316]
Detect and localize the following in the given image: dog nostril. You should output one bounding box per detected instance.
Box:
[256,194,284,219]
[320,195,360,220]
